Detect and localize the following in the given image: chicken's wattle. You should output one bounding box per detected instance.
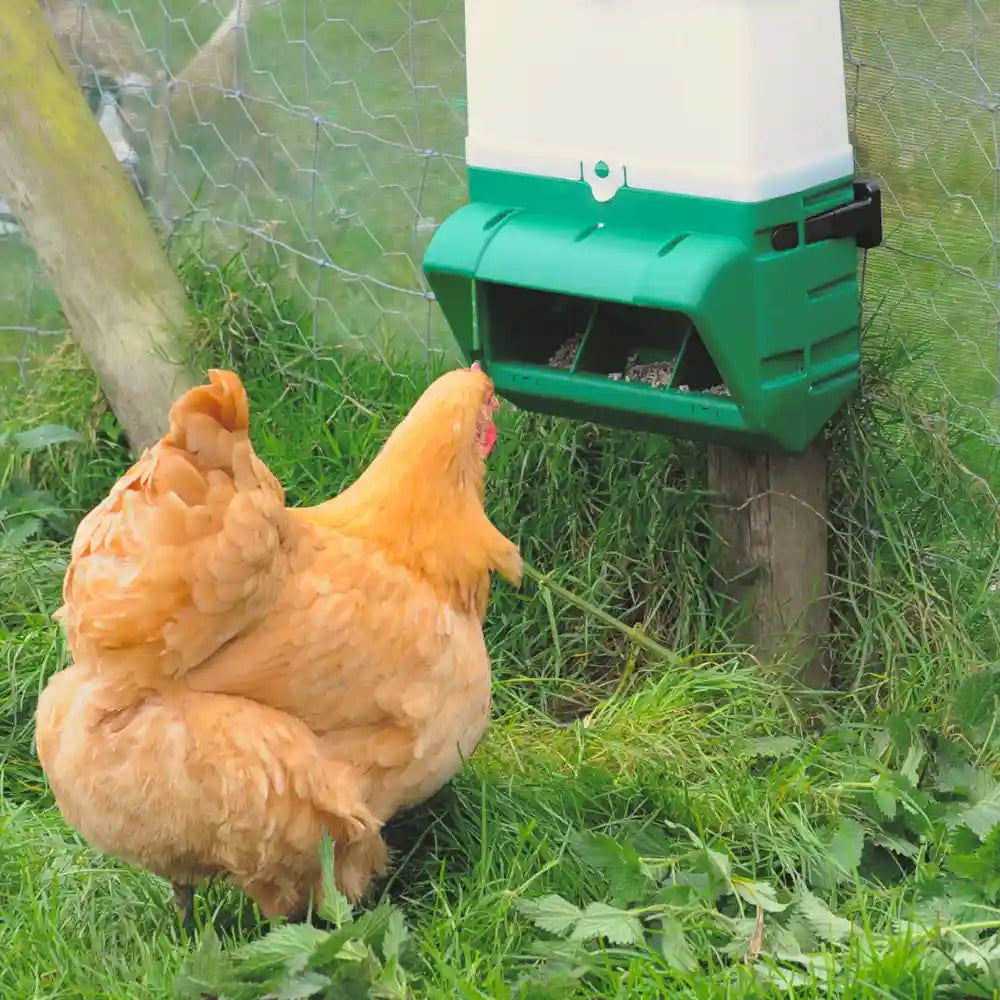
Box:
[482,419,497,456]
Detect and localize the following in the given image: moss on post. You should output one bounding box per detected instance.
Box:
[0,0,193,452]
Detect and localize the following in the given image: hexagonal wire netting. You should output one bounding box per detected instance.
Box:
[2,2,999,461]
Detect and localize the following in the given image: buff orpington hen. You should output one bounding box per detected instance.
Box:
[35,362,522,919]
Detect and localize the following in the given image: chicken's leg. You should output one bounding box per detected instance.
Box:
[171,882,194,922]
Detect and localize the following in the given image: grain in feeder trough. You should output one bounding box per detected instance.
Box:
[608,353,676,388]
[547,333,583,369]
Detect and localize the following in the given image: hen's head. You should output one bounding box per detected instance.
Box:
[382,361,500,469]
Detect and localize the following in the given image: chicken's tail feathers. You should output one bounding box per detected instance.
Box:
[59,366,289,676]
[153,368,270,487]
[165,368,249,444]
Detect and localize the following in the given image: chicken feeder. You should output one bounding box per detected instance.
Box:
[422,0,883,452]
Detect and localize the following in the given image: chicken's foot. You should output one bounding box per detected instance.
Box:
[171,882,194,922]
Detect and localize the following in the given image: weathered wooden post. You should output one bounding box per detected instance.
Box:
[707,443,831,687]
[0,0,193,451]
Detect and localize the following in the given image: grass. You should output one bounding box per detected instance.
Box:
[5,251,1000,998]
[3,1,1000,996]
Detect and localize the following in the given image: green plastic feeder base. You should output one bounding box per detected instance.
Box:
[423,168,875,453]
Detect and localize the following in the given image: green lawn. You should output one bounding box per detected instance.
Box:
[5,2,1000,998]
[4,255,1000,998]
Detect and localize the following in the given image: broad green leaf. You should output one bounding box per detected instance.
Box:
[688,845,732,886]
[797,887,854,944]
[13,423,82,451]
[871,832,920,859]
[827,818,865,878]
[936,762,994,797]
[950,943,995,974]
[946,821,1000,897]
[951,670,1000,737]
[681,845,732,900]
[350,902,395,947]
[269,970,334,999]
[870,728,891,760]
[572,832,651,902]
[752,963,817,990]
[0,515,41,551]
[306,926,365,972]
[657,915,698,972]
[704,847,731,881]
[318,833,353,927]
[569,902,645,946]
[381,909,408,964]
[174,924,242,1000]
[719,916,762,959]
[872,776,898,820]
[335,939,370,964]
[238,923,328,976]
[768,949,832,980]
[662,870,713,904]
[369,962,410,1000]
[733,879,788,913]
[741,735,801,757]
[899,743,925,786]
[514,960,590,1000]
[958,786,1000,840]
[515,894,582,936]
[662,819,703,848]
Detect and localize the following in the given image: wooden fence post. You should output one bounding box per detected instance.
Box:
[0,0,193,452]
[706,441,831,687]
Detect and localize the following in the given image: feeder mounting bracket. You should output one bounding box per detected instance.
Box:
[770,180,883,253]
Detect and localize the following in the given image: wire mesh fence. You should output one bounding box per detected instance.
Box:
[2,1,999,455]
[844,1,1000,442]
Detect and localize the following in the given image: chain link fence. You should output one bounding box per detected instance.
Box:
[2,1,998,451]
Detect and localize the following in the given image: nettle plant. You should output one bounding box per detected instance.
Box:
[514,709,1000,997]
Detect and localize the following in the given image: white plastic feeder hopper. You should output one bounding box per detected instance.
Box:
[423,0,883,452]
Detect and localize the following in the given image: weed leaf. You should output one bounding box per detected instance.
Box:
[382,908,409,963]
[572,832,651,902]
[13,423,82,451]
[656,915,698,972]
[733,879,787,913]
[569,902,644,946]
[828,818,865,879]
[798,887,854,944]
[516,894,583,936]
[238,923,328,976]
[269,970,333,999]
[957,785,1000,840]
[318,832,353,926]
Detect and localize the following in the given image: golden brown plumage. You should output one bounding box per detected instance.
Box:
[35,364,521,917]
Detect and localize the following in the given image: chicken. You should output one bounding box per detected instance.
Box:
[35,363,522,918]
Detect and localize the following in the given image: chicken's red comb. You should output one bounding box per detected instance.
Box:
[471,360,482,372]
